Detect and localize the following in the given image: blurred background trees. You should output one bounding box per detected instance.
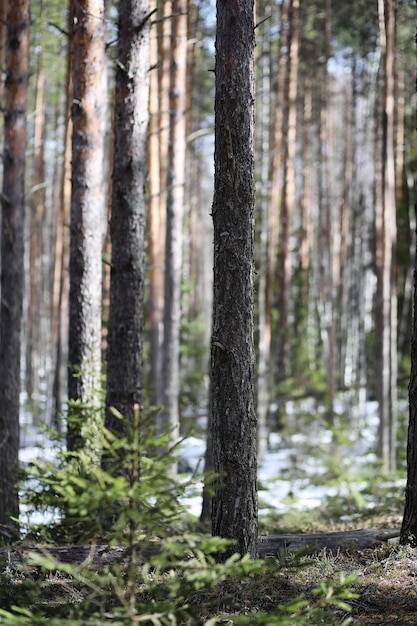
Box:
[3,0,414,470]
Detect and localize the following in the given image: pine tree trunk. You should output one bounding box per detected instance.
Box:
[256,0,272,457]
[51,6,72,425]
[401,221,417,544]
[160,0,188,446]
[268,0,289,385]
[26,8,45,402]
[277,0,299,378]
[147,0,164,406]
[0,0,30,539]
[104,0,151,431]
[376,0,397,471]
[67,0,107,450]
[211,0,258,559]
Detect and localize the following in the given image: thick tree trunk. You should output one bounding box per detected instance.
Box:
[211,0,258,559]
[104,0,151,431]
[0,0,30,539]
[67,0,107,450]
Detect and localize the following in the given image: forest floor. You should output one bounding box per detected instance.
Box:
[2,509,415,625]
[8,396,414,624]
[254,510,416,625]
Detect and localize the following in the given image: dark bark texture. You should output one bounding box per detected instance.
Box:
[401,215,417,544]
[0,0,29,539]
[211,0,258,558]
[104,0,151,433]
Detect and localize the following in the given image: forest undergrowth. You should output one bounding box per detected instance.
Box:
[0,403,414,625]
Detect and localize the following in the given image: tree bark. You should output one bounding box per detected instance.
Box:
[277,0,299,378]
[255,0,272,457]
[375,0,397,471]
[160,0,188,446]
[67,0,107,450]
[104,0,152,432]
[211,0,258,559]
[26,3,46,401]
[401,226,417,544]
[0,0,30,539]
[147,0,165,407]
[0,0,8,114]
[50,5,73,426]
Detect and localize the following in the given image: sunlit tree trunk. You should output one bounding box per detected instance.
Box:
[160,0,188,446]
[51,6,72,426]
[147,0,164,406]
[277,0,299,377]
[105,0,151,432]
[147,0,171,408]
[211,0,258,559]
[26,1,45,401]
[67,0,107,450]
[0,0,29,539]
[375,0,397,471]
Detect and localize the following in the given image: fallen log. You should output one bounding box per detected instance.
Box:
[258,528,401,555]
[0,528,402,573]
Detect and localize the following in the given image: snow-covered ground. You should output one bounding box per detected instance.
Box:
[176,396,397,518]
[18,395,405,526]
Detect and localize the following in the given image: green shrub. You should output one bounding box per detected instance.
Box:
[0,404,358,625]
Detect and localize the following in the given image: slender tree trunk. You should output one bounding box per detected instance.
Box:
[277,0,299,377]
[376,0,397,471]
[160,0,188,445]
[147,0,171,408]
[256,1,272,457]
[0,0,30,539]
[105,0,152,432]
[268,0,288,385]
[337,73,354,391]
[394,68,404,208]
[147,0,164,406]
[211,0,258,559]
[51,7,73,426]
[67,0,107,450]
[316,0,335,423]
[26,4,46,401]
[401,231,417,545]
[294,73,314,378]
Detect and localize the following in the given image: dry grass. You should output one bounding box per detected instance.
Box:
[3,511,417,624]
